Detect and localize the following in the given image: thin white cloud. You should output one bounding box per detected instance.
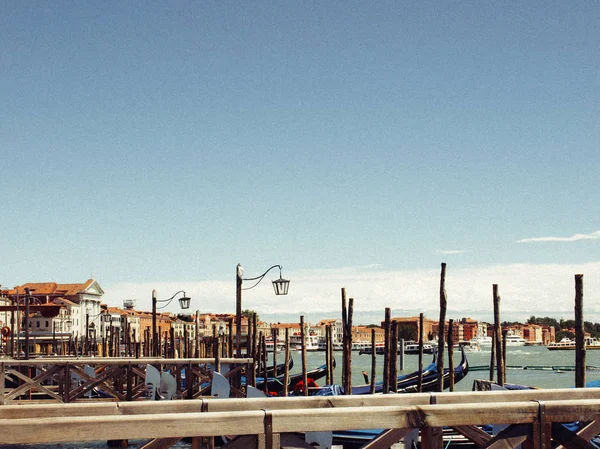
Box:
[436,250,469,255]
[101,262,600,324]
[517,230,600,243]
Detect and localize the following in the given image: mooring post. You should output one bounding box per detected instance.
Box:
[370,327,376,394]
[502,329,508,385]
[390,320,398,393]
[493,284,504,386]
[283,327,290,397]
[575,274,586,388]
[383,307,391,394]
[347,297,354,395]
[489,330,495,382]
[436,263,447,393]
[300,316,308,396]
[341,288,348,394]
[448,318,454,392]
[418,312,424,392]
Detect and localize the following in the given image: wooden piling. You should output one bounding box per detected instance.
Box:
[325,325,332,385]
[390,320,398,393]
[370,328,376,394]
[341,288,348,393]
[383,307,391,394]
[346,297,354,395]
[448,319,454,392]
[300,316,308,396]
[271,328,278,387]
[493,284,504,386]
[418,313,424,393]
[502,329,507,385]
[436,263,447,393]
[575,274,585,388]
[489,331,495,382]
[283,328,290,397]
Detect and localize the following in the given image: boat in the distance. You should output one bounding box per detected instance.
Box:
[404,342,435,355]
[470,333,493,347]
[505,331,527,346]
[546,336,600,350]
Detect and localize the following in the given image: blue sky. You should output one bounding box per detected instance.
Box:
[2,1,599,323]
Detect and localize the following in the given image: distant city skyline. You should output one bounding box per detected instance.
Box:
[2,2,598,323]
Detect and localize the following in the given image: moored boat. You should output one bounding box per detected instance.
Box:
[546,336,600,350]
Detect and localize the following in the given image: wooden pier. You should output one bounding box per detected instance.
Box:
[1,388,600,449]
[0,357,252,404]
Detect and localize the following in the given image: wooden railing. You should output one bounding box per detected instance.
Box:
[0,357,253,404]
[1,388,600,449]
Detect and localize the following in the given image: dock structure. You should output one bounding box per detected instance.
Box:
[1,388,600,449]
[0,357,253,404]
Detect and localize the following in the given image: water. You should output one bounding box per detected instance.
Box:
[3,346,599,448]
[299,345,600,390]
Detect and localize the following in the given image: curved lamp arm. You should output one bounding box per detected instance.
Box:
[240,264,290,295]
[153,290,191,310]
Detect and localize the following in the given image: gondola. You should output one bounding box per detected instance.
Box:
[255,359,334,395]
[314,348,468,396]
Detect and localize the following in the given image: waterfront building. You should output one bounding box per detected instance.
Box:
[316,318,343,344]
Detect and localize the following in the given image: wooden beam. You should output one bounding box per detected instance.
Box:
[551,423,599,449]
[139,437,183,449]
[481,424,530,449]
[452,425,493,446]
[361,428,415,449]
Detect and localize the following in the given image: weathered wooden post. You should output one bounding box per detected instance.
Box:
[502,329,507,385]
[575,274,586,388]
[346,297,354,395]
[341,288,348,393]
[370,328,376,394]
[283,327,290,397]
[383,307,391,394]
[489,330,495,382]
[261,333,268,395]
[493,284,504,386]
[390,320,398,393]
[271,328,278,387]
[251,313,257,386]
[436,263,447,393]
[328,324,335,384]
[418,312,424,392]
[398,338,404,371]
[447,318,454,392]
[325,325,332,385]
[300,316,308,396]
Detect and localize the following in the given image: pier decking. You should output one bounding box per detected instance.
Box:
[1,388,600,449]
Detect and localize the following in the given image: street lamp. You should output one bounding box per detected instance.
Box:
[151,289,191,357]
[235,264,290,357]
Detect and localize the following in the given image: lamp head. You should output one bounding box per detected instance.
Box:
[272,276,290,296]
[178,294,191,310]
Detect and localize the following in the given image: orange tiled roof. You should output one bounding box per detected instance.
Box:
[10,279,95,297]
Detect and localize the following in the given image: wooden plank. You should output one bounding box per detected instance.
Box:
[422,426,444,449]
[0,362,4,405]
[0,411,267,444]
[452,425,493,446]
[219,435,258,449]
[557,420,600,449]
[139,437,182,449]
[481,424,530,449]
[4,392,600,420]
[551,423,598,449]
[361,428,414,449]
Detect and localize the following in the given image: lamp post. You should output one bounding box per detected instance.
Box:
[24,288,31,360]
[235,264,290,357]
[151,290,191,357]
